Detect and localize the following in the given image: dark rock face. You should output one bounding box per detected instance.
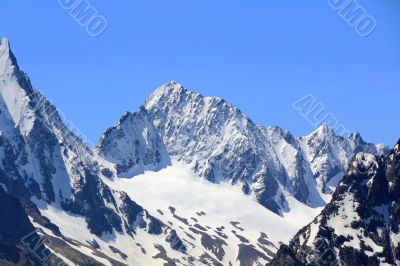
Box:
[0,38,394,265]
[0,39,182,265]
[96,107,171,178]
[270,245,302,266]
[189,227,227,261]
[236,244,271,266]
[0,39,154,241]
[152,244,181,265]
[271,140,400,265]
[118,192,165,236]
[119,192,145,235]
[144,83,312,214]
[27,120,59,203]
[253,171,282,214]
[62,170,123,236]
[144,83,387,214]
[0,186,46,265]
[109,245,128,260]
[166,229,187,253]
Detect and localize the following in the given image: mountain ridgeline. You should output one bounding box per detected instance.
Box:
[0,38,184,266]
[270,140,400,265]
[0,37,393,265]
[142,82,387,213]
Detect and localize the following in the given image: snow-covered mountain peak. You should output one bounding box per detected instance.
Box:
[312,123,336,139]
[0,38,37,136]
[142,82,389,213]
[0,37,27,85]
[0,37,11,57]
[271,140,400,266]
[117,107,149,126]
[144,84,299,212]
[0,37,17,78]
[159,80,183,92]
[0,40,395,265]
[266,126,293,140]
[145,82,234,117]
[348,131,363,141]
[145,81,188,108]
[96,107,171,178]
[0,37,10,56]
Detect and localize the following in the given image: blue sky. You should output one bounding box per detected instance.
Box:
[1,0,399,146]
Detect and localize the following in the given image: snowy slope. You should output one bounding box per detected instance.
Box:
[100,162,322,265]
[144,82,388,214]
[144,82,313,214]
[0,38,195,266]
[27,162,322,266]
[271,140,400,265]
[1,38,314,266]
[0,37,392,266]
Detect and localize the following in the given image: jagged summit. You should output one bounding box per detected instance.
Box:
[0,38,395,265]
[145,81,233,115]
[0,37,11,56]
[142,83,388,213]
[0,39,189,266]
[349,131,363,140]
[0,37,10,54]
[307,124,337,140]
[309,124,373,143]
[96,107,171,178]
[0,37,19,78]
[115,106,149,126]
[0,37,26,80]
[145,81,187,108]
[271,140,400,265]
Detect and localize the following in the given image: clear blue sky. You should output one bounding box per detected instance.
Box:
[1,0,399,146]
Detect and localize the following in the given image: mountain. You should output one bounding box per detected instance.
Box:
[270,140,400,265]
[0,185,54,266]
[95,107,171,178]
[0,38,202,266]
[0,37,297,266]
[144,82,388,214]
[0,37,391,265]
[0,36,127,237]
[299,125,388,195]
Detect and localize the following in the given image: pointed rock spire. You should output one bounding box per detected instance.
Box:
[0,37,10,54]
[0,37,16,77]
[315,123,336,137]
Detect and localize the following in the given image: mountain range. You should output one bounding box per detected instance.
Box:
[271,141,400,265]
[0,37,396,266]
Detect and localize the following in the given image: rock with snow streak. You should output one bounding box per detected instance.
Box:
[0,37,392,265]
[0,185,47,265]
[96,107,171,178]
[0,38,187,266]
[299,125,387,194]
[271,140,400,266]
[0,37,124,237]
[144,82,388,213]
[144,82,314,213]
